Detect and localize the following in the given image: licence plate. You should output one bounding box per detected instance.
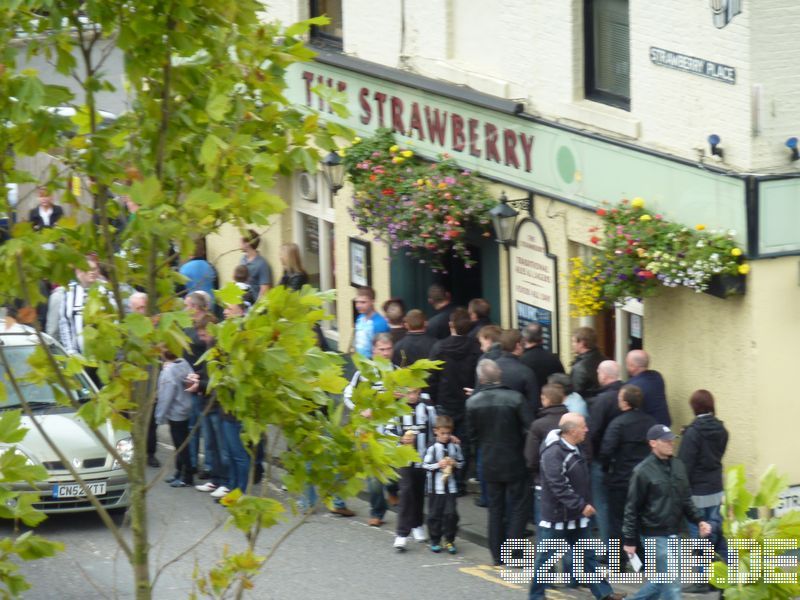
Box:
[52,482,107,498]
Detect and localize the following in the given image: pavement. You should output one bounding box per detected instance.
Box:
[354,477,493,549]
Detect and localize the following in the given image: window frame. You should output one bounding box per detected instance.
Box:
[584,0,631,111]
[293,173,338,344]
[309,0,343,51]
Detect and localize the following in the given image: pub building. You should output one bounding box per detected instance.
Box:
[208,5,800,494]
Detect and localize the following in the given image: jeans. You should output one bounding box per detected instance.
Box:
[687,504,727,558]
[630,536,680,600]
[487,478,531,565]
[206,410,230,487]
[221,419,251,493]
[532,486,542,527]
[590,462,610,543]
[299,480,347,512]
[189,394,213,472]
[528,525,613,600]
[367,477,387,519]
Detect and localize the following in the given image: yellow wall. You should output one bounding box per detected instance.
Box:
[749,256,800,484]
[645,286,757,478]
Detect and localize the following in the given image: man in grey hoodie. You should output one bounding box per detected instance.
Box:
[156,350,195,487]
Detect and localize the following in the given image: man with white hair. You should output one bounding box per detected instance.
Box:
[530,412,624,600]
[626,350,671,426]
[466,359,531,566]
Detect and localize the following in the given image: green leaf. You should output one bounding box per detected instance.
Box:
[754,465,788,509]
[206,93,231,122]
[0,410,25,444]
[215,282,244,306]
[125,313,154,337]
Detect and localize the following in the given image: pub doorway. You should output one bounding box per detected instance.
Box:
[389,229,500,321]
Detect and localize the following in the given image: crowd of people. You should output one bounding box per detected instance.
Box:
[13,188,729,597]
[344,282,729,600]
[18,187,316,503]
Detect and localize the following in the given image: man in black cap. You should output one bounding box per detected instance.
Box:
[622,424,712,600]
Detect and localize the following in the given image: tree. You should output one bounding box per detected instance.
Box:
[0,2,427,598]
[711,465,800,599]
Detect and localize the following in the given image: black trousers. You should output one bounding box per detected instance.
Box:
[168,419,193,484]
[396,466,426,537]
[147,404,157,456]
[607,484,627,542]
[486,478,531,564]
[428,491,459,544]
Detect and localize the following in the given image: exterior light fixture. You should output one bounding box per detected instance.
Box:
[708,134,724,160]
[786,137,799,161]
[320,151,345,195]
[490,191,519,246]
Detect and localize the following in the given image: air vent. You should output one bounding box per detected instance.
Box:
[298,172,317,201]
[84,458,106,469]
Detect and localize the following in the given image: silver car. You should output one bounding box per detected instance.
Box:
[0,322,131,513]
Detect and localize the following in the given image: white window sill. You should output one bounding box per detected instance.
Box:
[556,100,641,140]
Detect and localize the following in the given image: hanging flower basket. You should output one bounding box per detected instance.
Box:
[569,197,748,316]
[341,129,496,271]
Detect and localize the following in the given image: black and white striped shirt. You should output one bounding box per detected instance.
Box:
[423,441,464,494]
[384,401,436,467]
[59,281,111,355]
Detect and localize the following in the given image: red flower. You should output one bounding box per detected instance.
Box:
[590,236,600,245]
[596,208,607,216]
[640,270,655,279]
[369,175,377,182]
[382,188,395,196]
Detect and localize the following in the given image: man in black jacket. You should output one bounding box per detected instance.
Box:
[467,298,493,339]
[626,350,671,426]
[520,322,564,385]
[530,413,624,600]
[392,309,436,367]
[466,359,531,566]
[428,308,481,494]
[598,384,655,543]
[586,360,623,544]
[623,425,711,600]
[524,384,568,525]
[569,326,605,397]
[496,329,540,418]
[425,283,455,340]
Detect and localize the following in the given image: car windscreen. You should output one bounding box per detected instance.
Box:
[0,345,93,409]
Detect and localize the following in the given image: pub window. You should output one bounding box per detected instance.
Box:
[585,0,630,110]
[294,173,338,344]
[310,0,343,50]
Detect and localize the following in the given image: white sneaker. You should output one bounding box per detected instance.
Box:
[393,536,408,551]
[195,482,218,492]
[210,486,231,498]
[411,526,427,542]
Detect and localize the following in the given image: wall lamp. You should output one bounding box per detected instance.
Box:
[320,151,345,195]
[786,137,799,161]
[708,134,724,160]
[489,191,533,246]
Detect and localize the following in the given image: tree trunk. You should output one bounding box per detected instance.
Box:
[131,379,153,600]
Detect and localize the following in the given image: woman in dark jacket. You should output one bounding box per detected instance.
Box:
[678,389,728,561]
[278,242,309,291]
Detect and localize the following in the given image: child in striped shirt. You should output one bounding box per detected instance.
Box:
[423,415,464,554]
